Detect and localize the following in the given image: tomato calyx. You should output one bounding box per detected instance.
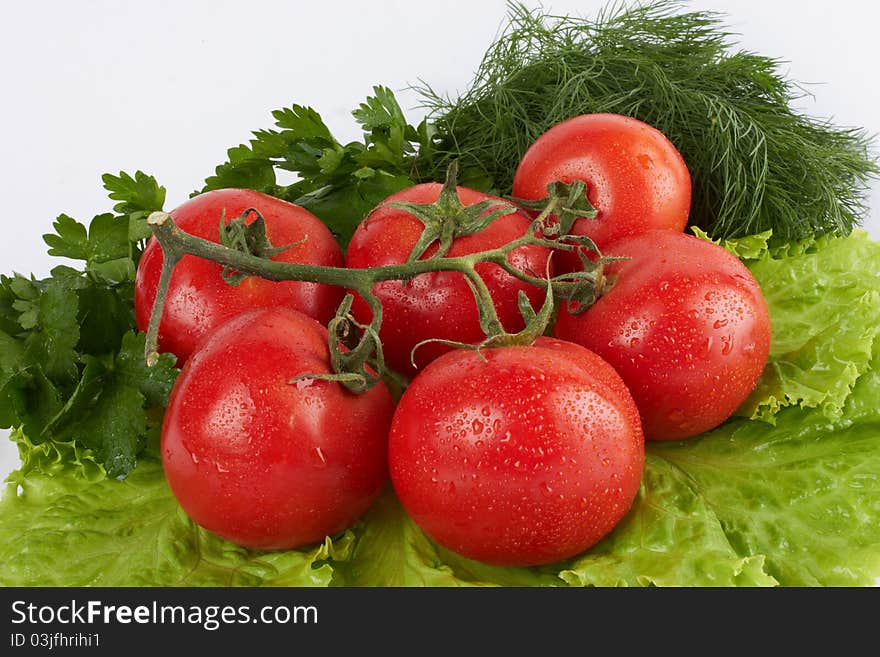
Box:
[508,179,598,237]
[384,161,517,263]
[410,265,556,366]
[289,294,391,394]
[218,207,307,285]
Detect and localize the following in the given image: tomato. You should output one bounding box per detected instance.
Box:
[388,337,644,567]
[512,113,691,268]
[135,188,345,364]
[346,183,552,377]
[161,307,394,550]
[554,230,771,441]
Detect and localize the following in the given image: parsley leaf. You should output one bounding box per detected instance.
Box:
[102,171,167,216]
[202,86,434,247]
[0,173,176,478]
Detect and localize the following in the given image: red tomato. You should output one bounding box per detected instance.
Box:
[512,113,691,268]
[346,183,552,377]
[161,307,394,550]
[388,337,644,567]
[135,188,345,364]
[554,230,771,441]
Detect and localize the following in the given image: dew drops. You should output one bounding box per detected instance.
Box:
[721,335,733,355]
[713,318,729,329]
[472,419,484,434]
[310,446,328,468]
[699,336,713,357]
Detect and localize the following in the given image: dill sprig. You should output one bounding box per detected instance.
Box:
[417,1,878,242]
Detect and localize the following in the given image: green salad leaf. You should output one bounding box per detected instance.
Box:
[0,431,353,586]
[740,231,880,422]
[341,489,560,587]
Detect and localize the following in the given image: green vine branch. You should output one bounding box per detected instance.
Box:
[144,175,606,391]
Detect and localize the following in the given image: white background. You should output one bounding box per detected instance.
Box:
[1,0,878,480]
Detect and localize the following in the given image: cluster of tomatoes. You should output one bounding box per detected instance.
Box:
[136,114,771,567]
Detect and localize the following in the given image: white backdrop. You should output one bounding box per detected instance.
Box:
[1,0,879,478]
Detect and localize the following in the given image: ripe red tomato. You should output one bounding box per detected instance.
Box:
[135,188,345,364]
[388,337,644,567]
[554,230,771,441]
[346,183,552,377]
[161,307,394,550]
[512,113,691,268]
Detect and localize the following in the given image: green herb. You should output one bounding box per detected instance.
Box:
[418,1,879,242]
[0,172,177,478]
[202,86,434,247]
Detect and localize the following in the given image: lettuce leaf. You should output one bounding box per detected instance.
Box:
[0,432,353,586]
[341,489,561,587]
[650,344,880,586]
[739,231,880,422]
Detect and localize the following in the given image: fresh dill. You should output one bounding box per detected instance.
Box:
[418,1,878,242]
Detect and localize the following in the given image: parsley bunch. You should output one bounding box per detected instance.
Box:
[202,86,435,247]
[0,172,178,478]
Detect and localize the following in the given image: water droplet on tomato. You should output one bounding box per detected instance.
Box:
[540,482,554,497]
[311,446,328,468]
[699,336,713,356]
[721,335,733,355]
[629,337,641,347]
[472,419,484,434]
[713,318,729,329]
